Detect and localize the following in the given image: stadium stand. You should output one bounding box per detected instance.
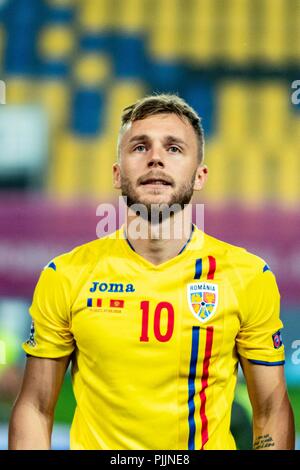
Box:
[0,0,299,202]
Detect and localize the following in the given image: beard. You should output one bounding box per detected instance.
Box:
[120,171,196,223]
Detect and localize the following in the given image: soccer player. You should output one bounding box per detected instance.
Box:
[9,94,295,450]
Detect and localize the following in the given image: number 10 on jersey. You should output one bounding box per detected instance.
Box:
[140,301,174,343]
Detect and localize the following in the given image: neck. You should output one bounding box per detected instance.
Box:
[125,206,193,265]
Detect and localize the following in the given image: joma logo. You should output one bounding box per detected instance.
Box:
[90,282,135,293]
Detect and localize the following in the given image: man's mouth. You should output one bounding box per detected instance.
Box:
[140,178,172,186]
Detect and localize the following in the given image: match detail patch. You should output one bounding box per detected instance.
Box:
[26,320,36,347]
[272,330,283,349]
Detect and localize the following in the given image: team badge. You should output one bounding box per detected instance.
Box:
[187,282,218,323]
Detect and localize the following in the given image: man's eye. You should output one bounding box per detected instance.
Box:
[168,146,181,153]
[134,145,146,152]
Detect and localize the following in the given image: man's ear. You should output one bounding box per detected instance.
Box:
[113,162,121,189]
[193,164,208,191]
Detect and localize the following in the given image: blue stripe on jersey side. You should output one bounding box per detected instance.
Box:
[263,264,271,273]
[48,262,56,271]
[248,359,285,366]
[194,258,202,279]
[188,326,200,450]
[87,298,92,307]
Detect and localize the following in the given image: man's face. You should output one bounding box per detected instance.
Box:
[113,113,207,213]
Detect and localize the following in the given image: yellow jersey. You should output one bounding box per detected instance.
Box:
[23,225,285,450]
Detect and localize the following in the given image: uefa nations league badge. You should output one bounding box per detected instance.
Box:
[187,282,218,323]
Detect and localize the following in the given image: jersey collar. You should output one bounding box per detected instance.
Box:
[120,224,203,270]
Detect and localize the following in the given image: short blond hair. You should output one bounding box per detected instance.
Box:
[119,93,204,162]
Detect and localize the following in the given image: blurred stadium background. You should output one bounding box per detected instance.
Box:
[0,0,299,450]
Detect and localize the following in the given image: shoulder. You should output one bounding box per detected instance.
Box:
[44,229,123,280]
[203,231,270,281]
[203,233,279,323]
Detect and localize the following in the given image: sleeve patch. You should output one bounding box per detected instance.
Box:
[25,320,36,348]
[272,330,283,349]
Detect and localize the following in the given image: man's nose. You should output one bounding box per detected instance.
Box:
[147,147,165,168]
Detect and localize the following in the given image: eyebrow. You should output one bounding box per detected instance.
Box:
[128,134,150,144]
[128,134,187,147]
[164,135,187,147]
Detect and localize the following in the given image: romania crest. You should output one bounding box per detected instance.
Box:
[187,282,218,323]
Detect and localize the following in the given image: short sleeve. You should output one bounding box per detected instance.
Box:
[23,262,75,358]
[236,267,285,365]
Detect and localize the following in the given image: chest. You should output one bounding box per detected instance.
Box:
[70,258,241,364]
